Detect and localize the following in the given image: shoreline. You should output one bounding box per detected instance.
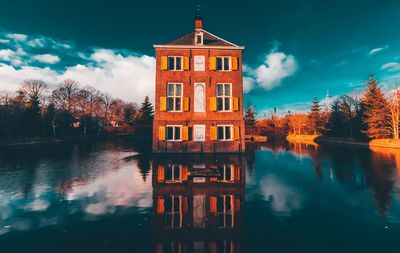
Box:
[0,133,151,148]
[286,134,400,149]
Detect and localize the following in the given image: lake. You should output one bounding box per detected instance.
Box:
[0,138,399,253]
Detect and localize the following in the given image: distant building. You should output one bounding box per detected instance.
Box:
[152,16,246,153]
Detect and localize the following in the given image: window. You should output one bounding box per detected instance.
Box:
[168,56,183,71]
[217,165,234,182]
[165,165,181,183]
[216,83,231,111]
[195,33,203,45]
[217,125,232,141]
[216,56,231,71]
[166,125,182,141]
[165,195,182,229]
[167,83,182,111]
[217,195,234,228]
[216,241,234,253]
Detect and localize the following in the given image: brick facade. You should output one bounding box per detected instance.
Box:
[152,18,245,153]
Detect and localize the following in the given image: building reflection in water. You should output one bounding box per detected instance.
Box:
[152,154,245,253]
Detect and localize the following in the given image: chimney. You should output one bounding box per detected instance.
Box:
[195,16,203,31]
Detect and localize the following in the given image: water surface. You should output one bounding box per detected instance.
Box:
[0,138,399,252]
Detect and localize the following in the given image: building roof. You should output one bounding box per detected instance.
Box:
[154,29,244,49]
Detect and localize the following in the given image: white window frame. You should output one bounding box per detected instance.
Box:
[216,56,231,71]
[217,195,234,229]
[165,164,182,183]
[217,164,234,182]
[165,195,183,229]
[195,32,203,45]
[217,125,233,141]
[166,125,182,141]
[167,83,183,112]
[167,56,183,71]
[216,83,232,112]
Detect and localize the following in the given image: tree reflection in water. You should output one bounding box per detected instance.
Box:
[264,141,400,216]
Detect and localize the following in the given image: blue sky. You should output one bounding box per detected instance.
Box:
[0,0,399,115]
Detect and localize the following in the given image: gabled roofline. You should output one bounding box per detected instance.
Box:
[200,29,240,47]
[154,29,245,49]
[153,45,245,50]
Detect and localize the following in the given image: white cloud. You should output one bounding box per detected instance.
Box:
[260,176,305,214]
[243,76,255,93]
[6,33,27,41]
[0,49,16,61]
[60,49,155,102]
[0,64,59,91]
[244,51,298,92]
[381,62,400,72]
[0,48,155,104]
[0,48,27,66]
[27,38,45,48]
[368,45,389,55]
[33,54,61,64]
[0,39,10,43]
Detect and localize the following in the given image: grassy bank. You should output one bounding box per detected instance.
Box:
[287,134,400,149]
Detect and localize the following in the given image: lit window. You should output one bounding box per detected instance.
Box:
[165,165,181,183]
[217,195,234,228]
[165,195,183,229]
[168,56,183,71]
[217,125,232,141]
[216,56,231,71]
[167,83,182,111]
[166,125,182,141]
[216,83,231,111]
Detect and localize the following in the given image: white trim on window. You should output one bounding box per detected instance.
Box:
[165,164,182,183]
[167,56,183,71]
[166,125,182,141]
[216,56,231,71]
[165,195,183,229]
[216,83,232,112]
[216,125,233,141]
[216,195,234,229]
[167,83,183,112]
[195,32,203,45]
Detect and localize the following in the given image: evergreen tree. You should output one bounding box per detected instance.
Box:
[361,76,391,139]
[244,102,257,126]
[136,96,154,125]
[340,97,353,137]
[308,97,324,134]
[326,99,344,137]
[21,94,42,137]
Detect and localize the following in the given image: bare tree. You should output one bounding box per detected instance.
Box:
[385,82,400,139]
[0,91,14,106]
[51,79,79,113]
[19,79,47,102]
[99,93,113,121]
[288,113,309,134]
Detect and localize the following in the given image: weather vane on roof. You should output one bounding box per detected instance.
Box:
[195,3,202,18]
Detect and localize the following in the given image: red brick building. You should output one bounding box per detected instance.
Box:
[153,17,245,153]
